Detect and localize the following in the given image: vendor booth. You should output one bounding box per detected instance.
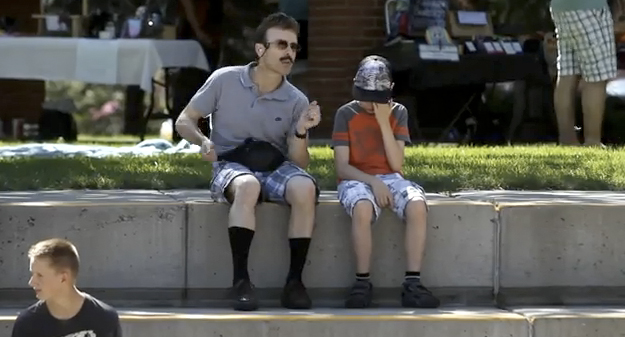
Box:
[368,0,555,144]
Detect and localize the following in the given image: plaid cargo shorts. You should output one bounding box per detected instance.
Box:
[551,8,617,82]
[210,160,319,204]
[337,173,427,223]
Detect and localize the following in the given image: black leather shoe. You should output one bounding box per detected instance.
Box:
[281,279,312,309]
[230,279,259,311]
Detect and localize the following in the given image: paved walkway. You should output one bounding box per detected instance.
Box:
[1,306,625,319]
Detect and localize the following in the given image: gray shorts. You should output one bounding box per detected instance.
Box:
[210,160,319,204]
[551,8,617,82]
[337,173,427,223]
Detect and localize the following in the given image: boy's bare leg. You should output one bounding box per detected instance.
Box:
[404,200,428,272]
[345,200,375,308]
[400,199,440,308]
[351,200,374,274]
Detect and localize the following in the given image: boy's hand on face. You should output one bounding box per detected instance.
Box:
[373,101,392,123]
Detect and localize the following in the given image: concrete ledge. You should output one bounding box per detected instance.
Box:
[0,190,183,206]
[0,190,496,306]
[2,190,625,306]
[456,191,625,305]
[3,306,625,337]
[172,190,496,305]
[514,307,625,336]
[0,308,530,337]
[498,204,625,305]
[452,190,625,205]
[184,197,496,289]
[0,190,186,289]
[499,204,625,288]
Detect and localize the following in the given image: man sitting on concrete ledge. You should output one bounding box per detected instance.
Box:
[175,12,321,311]
[332,56,440,309]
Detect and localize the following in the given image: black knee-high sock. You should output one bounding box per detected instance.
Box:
[287,238,311,282]
[228,227,255,284]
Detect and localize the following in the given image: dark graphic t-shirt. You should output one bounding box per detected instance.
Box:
[11,294,122,337]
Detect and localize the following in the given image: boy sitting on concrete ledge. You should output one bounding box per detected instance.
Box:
[331,55,440,309]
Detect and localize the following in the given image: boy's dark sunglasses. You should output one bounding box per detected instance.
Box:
[266,39,301,52]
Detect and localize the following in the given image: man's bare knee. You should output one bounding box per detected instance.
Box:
[286,176,316,238]
[352,200,374,225]
[285,176,316,206]
[227,175,261,207]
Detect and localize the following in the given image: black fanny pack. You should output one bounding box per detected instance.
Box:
[218,138,286,172]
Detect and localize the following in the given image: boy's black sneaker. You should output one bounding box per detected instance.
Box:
[401,279,440,308]
[345,279,373,308]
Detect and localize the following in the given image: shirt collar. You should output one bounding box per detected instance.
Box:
[240,62,291,101]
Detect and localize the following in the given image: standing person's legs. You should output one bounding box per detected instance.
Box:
[263,161,319,309]
[552,10,581,145]
[210,161,262,311]
[575,8,617,146]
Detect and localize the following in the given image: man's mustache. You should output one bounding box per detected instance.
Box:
[280,56,293,63]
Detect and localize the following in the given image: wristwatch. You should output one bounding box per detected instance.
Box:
[295,130,307,139]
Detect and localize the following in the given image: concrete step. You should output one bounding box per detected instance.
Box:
[1,190,625,306]
[1,306,625,337]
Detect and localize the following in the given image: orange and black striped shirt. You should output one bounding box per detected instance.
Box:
[332,100,411,176]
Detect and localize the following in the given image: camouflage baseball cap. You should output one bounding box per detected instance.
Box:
[352,55,393,104]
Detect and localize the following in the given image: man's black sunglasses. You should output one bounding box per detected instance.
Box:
[266,39,301,52]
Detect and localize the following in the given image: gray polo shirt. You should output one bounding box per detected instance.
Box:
[187,63,309,156]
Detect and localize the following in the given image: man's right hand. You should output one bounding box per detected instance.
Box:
[200,137,217,162]
[370,178,393,208]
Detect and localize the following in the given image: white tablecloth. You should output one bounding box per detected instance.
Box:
[0,37,209,92]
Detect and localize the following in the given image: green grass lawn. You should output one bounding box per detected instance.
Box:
[0,135,159,147]
[1,145,624,191]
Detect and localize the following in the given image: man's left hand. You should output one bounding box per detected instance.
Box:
[296,101,321,133]
[373,101,393,122]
